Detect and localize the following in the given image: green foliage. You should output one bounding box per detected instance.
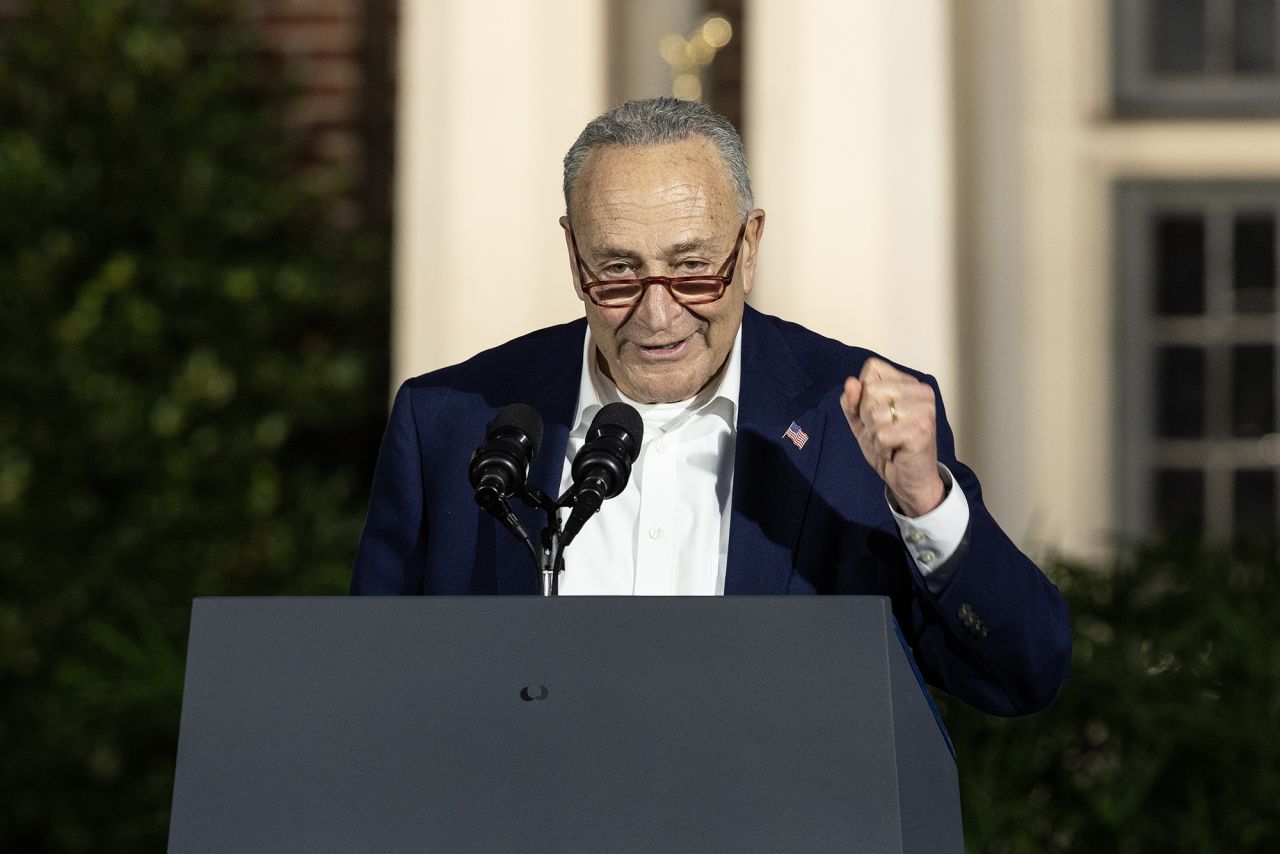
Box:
[0,1,387,849]
[941,544,1280,853]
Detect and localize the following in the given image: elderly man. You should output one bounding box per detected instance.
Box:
[352,98,1070,716]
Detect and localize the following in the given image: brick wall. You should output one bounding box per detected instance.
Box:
[0,0,397,228]
[246,0,397,228]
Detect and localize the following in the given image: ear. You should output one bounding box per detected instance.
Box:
[560,215,586,302]
[739,208,766,296]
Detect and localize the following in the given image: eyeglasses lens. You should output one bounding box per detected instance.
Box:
[591,279,724,307]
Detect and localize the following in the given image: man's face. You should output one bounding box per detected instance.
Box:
[561,138,764,404]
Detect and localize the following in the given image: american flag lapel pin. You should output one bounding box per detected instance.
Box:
[783,421,809,449]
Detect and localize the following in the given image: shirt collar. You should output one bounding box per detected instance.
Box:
[571,325,743,439]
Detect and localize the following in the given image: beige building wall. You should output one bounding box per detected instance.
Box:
[395,0,958,405]
[607,0,705,104]
[394,0,1280,558]
[393,0,607,386]
[952,0,1034,548]
[955,0,1280,557]
[744,0,960,429]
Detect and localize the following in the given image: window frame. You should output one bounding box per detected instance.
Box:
[1114,0,1280,117]
[1115,180,1280,542]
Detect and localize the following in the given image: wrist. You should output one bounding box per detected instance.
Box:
[890,476,947,518]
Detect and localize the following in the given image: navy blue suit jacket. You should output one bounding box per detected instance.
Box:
[352,306,1071,716]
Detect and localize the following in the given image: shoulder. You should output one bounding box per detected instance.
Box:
[388,317,585,430]
[743,306,932,387]
[401,317,585,394]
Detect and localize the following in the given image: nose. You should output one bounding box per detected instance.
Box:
[631,278,682,331]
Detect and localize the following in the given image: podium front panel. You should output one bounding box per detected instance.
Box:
[169,596,961,853]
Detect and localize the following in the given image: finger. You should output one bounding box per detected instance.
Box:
[859,396,894,430]
[870,386,935,425]
[870,420,934,456]
[865,428,898,464]
[859,377,929,405]
[841,376,865,432]
[857,358,878,387]
[857,383,881,429]
[841,376,863,415]
[860,399,938,457]
[871,397,938,431]
[859,357,911,386]
[858,379,918,414]
[860,388,906,429]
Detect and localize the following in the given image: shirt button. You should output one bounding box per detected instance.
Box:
[909,530,925,544]
[649,527,663,540]
[654,440,666,454]
[919,550,936,565]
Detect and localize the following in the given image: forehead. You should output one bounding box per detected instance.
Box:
[570,138,739,241]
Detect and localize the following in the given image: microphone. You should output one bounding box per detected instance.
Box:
[469,404,543,531]
[561,402,643,548]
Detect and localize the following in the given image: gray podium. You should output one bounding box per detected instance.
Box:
[168,596,963,853]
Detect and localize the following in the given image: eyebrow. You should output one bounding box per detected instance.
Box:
[587,237,719,264]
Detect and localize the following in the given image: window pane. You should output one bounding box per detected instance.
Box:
[1157,346,1206,437]
[1233,0,1278,72]
[1154,468,1205,537]
[1153,0,1209,73]
[1233,468,1276,546]
[1155,213,1206,315]
[1233,213,1276,312]
[1232,345,1275,436]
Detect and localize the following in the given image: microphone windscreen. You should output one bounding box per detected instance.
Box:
[491,403,544,460]
[588,402,643,459]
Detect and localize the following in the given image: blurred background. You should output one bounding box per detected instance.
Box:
[2,0,1278,850]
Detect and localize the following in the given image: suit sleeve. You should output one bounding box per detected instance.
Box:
[894,376,1072,717]
[350,383,428,595]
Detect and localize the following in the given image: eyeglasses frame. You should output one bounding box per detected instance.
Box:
[568,221,749,308]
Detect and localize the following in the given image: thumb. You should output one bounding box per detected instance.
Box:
[840,376,864,432]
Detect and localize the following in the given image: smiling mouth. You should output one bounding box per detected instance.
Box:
[634,336,691,359]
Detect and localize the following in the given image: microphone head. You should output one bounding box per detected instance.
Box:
[489,403,544,461]
[560,402,643,545]
[571,402,643,501]
[469,403,544,504]
[586,402,643,460]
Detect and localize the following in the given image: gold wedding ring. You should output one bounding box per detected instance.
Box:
[888,398,899,424]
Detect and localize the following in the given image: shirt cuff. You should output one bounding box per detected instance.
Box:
[885,464,970,578]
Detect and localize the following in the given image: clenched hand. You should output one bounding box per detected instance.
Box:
[839,357,945,517]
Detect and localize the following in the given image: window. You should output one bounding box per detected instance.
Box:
[1114,0,1280,115]
[1116,182,1280,545]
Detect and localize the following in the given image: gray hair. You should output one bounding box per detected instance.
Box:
[562,97,754,221]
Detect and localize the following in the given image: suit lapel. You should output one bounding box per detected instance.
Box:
[487,310,825,595]
[493,322,585,594]
[725,307,825,594]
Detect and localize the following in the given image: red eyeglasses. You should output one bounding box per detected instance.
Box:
[568,222,748,308]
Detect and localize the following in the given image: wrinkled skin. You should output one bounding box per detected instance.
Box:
[561,138,763,406]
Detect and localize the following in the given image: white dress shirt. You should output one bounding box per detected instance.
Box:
[557,327,970,595]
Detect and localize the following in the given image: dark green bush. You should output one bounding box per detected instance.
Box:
[0,1,387,849]
[942,544,1280,853]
